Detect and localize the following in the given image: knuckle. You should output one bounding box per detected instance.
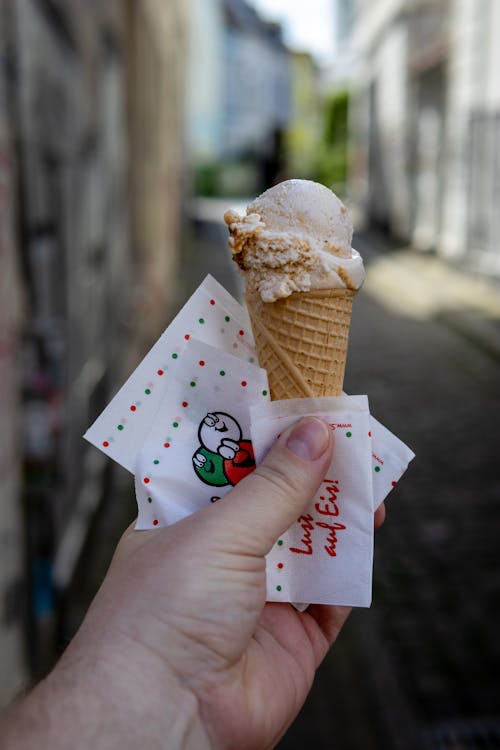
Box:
[253,460,304,498]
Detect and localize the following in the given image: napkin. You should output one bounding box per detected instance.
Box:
[134,339,269,528]
[250,397,414,606]
[84,275,256,472]
[84,275,415,607]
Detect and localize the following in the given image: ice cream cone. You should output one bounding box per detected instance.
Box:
[246,287,355,400]
[225,180,364,400]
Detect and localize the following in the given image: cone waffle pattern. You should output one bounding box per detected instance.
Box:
[246,288,355,400]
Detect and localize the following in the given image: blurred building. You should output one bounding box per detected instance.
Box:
[328,0,358,86]
[0,0,186,705]
[125,0,187,348]
[350,0,500,276]
[186,0,291,195]
[0,5,27,706]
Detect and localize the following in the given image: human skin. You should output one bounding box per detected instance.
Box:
[0,417,385,750]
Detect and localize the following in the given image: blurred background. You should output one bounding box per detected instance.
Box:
[1,0,499,747]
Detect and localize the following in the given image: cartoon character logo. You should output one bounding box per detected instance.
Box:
[192,412,255,488]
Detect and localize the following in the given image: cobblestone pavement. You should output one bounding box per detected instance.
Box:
[67,208,500,749]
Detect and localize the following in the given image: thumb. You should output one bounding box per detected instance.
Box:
[213,417,333,556]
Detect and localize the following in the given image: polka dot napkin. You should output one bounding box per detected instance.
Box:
[250,396,415,607]
[84,275,257,473]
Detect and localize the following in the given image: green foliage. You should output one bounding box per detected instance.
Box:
[324,90,349,147]
[313,90,350,193]
[315,144,348,196]
[193,163,219,197]
[193,160,259,197]
[194,91,351,197]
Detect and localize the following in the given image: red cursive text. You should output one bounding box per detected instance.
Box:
[289,479,347,557]
[316,520,346,556]
[315,477,340,517]
[289,514,314,555]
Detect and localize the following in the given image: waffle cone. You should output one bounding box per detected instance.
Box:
[246,288,355,400]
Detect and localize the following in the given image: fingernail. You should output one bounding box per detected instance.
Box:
[286,418,330,461]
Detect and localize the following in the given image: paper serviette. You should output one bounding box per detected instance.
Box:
[84,275,415,608]
[251,397,374,606]
[84,275,255,473]
[134,339,269,528]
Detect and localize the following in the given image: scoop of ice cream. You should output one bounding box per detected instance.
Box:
[248,179,353,257]
[224,179,364,302]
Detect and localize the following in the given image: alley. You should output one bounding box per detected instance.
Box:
[180,207,500,750]
[3,0,500,741]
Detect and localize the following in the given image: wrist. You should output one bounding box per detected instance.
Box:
[0,635,211,750]
[60,633,211,750]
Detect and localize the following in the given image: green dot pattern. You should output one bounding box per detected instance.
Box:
[173,422,179,428]
[172,353,178,359]
[277,540,283,546]
[190,381,196,387]
[153,459,159,465]
[276,585,282,592]
[117,425,124,431]
[262,390,268,396]
[145,388,151,395]
[147,497,152,503]
[375,466,381,472]
[198,318,205,324]
[225,315,230,322]
[219,370,225,376]
[346,431,352,438]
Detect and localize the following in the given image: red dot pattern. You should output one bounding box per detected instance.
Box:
[277,563,284,569]
[210,299,215,305]
[144,477,150,484]
[153,519,159,526]
[108,333,268,455]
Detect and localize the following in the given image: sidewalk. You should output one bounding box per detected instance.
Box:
[359,235,500,363]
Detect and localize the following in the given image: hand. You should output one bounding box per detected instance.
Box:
[218,437,240,459]
[192,451,207,468]
[0,417,385,750]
